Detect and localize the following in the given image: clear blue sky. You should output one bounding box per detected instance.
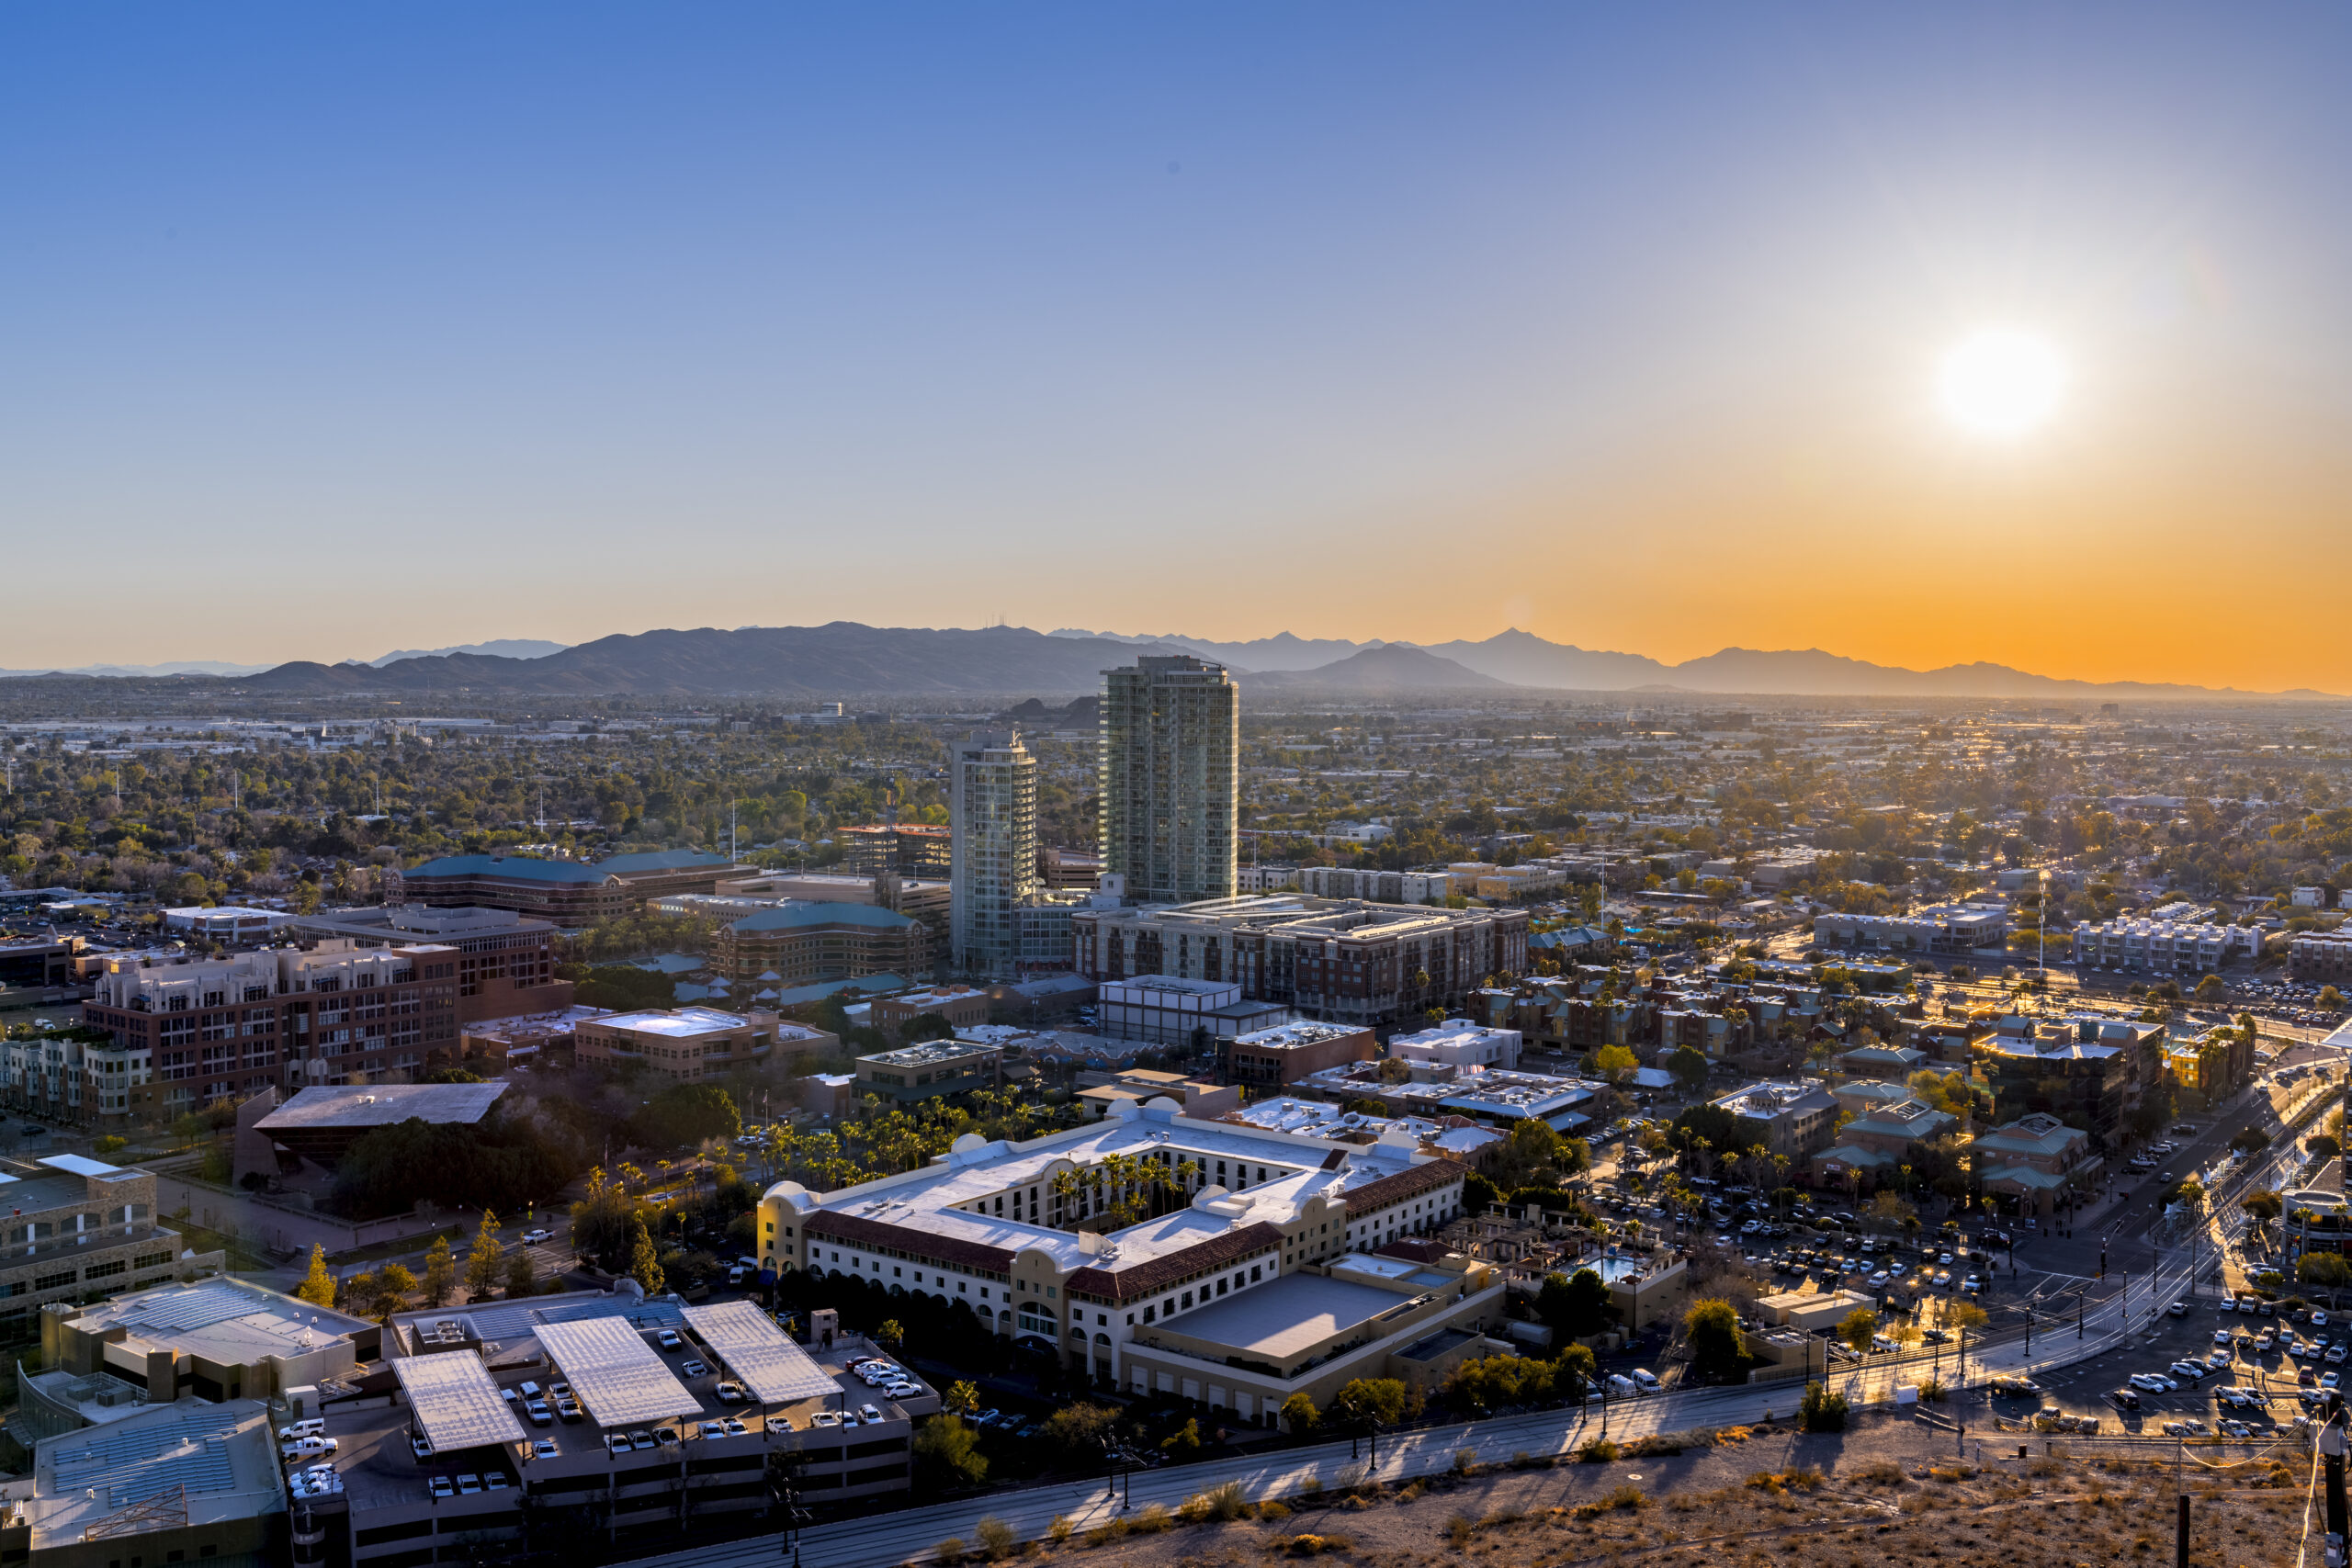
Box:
[5,5,2348,686]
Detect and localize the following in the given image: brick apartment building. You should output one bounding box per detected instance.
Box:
[292,904,571,1025]
[62,943,461,1122]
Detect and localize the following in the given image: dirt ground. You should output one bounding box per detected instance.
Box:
[1023,1411,2311,1568]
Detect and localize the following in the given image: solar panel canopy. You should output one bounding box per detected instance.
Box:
[393,1352,528,1451]
[679,1301,837,1404]
[536,1316,701,1427]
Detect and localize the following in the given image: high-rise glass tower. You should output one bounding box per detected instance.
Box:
[950,729,1037,978]
[1101,655,1238,905]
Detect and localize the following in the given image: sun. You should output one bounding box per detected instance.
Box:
[1939,329,2065,436]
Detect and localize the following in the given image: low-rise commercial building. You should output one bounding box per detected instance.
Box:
[1386,1020,1521,1072]
[571,1007,819,1080]
[0,1397,285,1566]
[854,1039,1003,1101]
[871,985,990,1040]
[162,904,296,943]
[1223,1021,1376,1088]
[1973,1112,2098,1215]
[0,1156,226,1348]
[243,1080,509,1177]
[1073,1068,1241,1121]
[31,1275,374,1439]
[1813,903,2009,957]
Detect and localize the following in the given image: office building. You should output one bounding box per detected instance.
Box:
[1386,1020,1521,1072]
[31,1275,376,1437]
[398,849,740,924]
[854,1038,1004,1101]
[709,869,950,930]
[0,1156,225,1343]
[710,902,930,991]
[571,1007,831,1080]
[243,1081,510,1175]
[1101,656,1238,905]
[1072,894,1528,1028]
[161,905,295,943]
[292,904,573,1026]
[1297,867,1449,904]
[1224,1021,1378,1088]
[1812,903,2010,957]
[838,823,954,880]
[950,730,1038,980]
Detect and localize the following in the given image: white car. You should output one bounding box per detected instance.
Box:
[1868,1270,1890,1287]
[521,1228,551,1245]
[2213,1329,2234,1346]
[2317,1311,2333,1327]
[2168,1360,2208,1383]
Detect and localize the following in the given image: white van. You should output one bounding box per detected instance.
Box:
[1629,1369,1662,1392]
[1606,1374,1638,1398]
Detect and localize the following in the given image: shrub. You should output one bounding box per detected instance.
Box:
[1577,1438,1620,1463]
[1855,1460,1905,1485]
[1601,1483,1648,1511]
[1047,1516,1073,1546]
[935,1539,966,1564]
[1259,1501,1291,1522]
[1132,1503,1171,1535]
[1201,1481,1251,1522]
[1798,1381,1848,1433]
[1445,1514,1477,1547]
[976,1517,1015,1560]
[1453,1448,1478,1475]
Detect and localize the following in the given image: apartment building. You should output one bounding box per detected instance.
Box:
[709,902,930,990]
[399,849,739,923]
[2072,917,2259,973]
[1102,655,1238,905]
[950,730,1039,980]
[1297,867,1448,904]
[838,822,954,879]
[293,903,572,1025]
[760,1096,1480,1408]
[68,942,460,1118]
[1072,894,1528,1029]
[2290,931,2352,982]
[1709,1078,1839,1159]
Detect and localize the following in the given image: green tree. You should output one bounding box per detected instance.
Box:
[1799,1380,1849,1432]
[294,1244,335,1307]
[912,1414,989,1488]
[463,1211,504,1300]
[1038,1402,1120,1467]
[375,1262,419,1314]
[1682,1297,1746,1382]
[504,1248,537,1298]
[1838,1307,1880,1353]
[944,1381,980,1416]
[2300,1252,2352,1290]
[626,1211,665,1294]
[1666,1045,1710,1095]
[1592,1044,1637,1083]
[1159,1418,1202,1459]
[421,1235,457,1306]
[1328,1377,1408,1431]
[1536,1269,1615,1342]
[876,1318,906,1350]
[638,1082,742,1149]
[1279,1392,1319,1434]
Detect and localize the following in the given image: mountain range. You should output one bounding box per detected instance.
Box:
[0,623,2332,699]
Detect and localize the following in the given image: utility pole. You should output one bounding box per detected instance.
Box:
[2323,1401,2346,1568]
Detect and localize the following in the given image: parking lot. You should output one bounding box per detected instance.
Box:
[1983,1295,2344,1438]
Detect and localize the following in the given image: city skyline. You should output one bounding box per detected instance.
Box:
[6,6,2349,690]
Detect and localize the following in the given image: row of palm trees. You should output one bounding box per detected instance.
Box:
[1046,1149,1206,1230]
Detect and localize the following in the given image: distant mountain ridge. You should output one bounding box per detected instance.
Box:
[6,623,2332,698]
[363,638,569,666]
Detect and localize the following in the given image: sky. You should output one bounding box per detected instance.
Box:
[4,5,2348,690]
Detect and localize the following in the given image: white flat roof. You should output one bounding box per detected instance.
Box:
[255,1082,507,1131]
[36,1152,132,1179]
[393,1350,527,1451]
[537,1317,702,1429]
[1160,1273,1416,1360]
[679,1301,838,1405]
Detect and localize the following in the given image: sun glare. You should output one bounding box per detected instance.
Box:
[1939,329,2065,436]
